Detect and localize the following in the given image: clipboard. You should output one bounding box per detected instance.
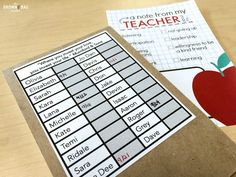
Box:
[4,27,236,177]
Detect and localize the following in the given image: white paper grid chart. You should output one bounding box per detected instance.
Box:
[106,0,233,126]
[14,31,195,177]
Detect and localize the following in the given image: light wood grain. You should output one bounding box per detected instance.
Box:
[0,0,235,177]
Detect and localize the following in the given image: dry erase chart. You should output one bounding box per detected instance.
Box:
[14,31,195,177]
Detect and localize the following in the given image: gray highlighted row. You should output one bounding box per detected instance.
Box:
[53,59,76,73]
[99,119,127,142]
[96,40,116,53]
[132,77,155,93]
[62,71,87,87]
[85,101,112,122]
[164,108,190,129]
[106,129,135,153]
[114,139,144,165]
[125,70,148,85]
[140,84,163,101]
[92,110,120,131]
[147,92,172,110]
[119,63,141,78]
[57,65,82,80]
[155,99,180,119]
[101,46,122,59]
[73,86,99,104]
[79,93,105,112]
[68,78,92,95]
[113,57,135,72]
[107,51,128,65]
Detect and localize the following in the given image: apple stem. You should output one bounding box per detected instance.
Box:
[210,62,225,77]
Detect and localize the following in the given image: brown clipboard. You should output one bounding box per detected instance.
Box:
[4,27,236,177]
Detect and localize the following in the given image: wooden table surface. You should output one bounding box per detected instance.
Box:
[0,0,236,176]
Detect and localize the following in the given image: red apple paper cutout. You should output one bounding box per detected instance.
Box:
[193,53,236,126]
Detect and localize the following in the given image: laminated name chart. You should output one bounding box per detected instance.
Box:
[9,28,195,177]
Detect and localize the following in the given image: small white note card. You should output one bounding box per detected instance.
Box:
[107,0,236,127]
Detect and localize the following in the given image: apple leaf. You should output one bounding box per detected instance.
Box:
[217,53,230,69]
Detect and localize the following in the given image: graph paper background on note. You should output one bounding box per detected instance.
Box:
[107,0,235,127]
[106,0,231,71]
